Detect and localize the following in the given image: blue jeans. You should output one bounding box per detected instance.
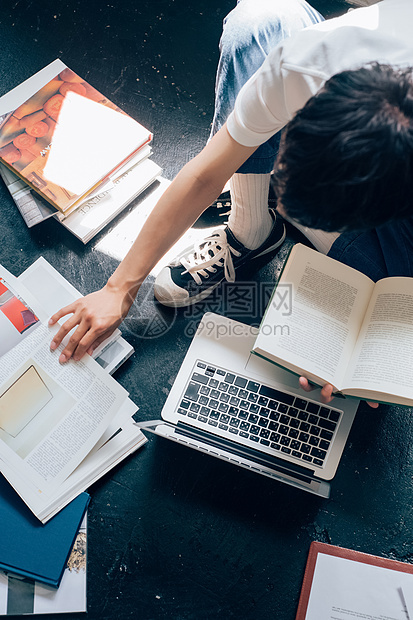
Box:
[328,218,413,280]
[210,0,324,173]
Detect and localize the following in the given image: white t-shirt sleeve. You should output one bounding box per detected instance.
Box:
[226,0,408,148]
[226,37,327,148]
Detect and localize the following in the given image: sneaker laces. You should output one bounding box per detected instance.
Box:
[180,229,241,285]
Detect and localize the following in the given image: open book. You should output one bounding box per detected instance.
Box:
[0,262,146,523]
[252,243,413,406]
[0,59,152,214]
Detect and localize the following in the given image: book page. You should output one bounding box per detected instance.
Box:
[18,257,132,374]
[343,277,413,401]
[0,266,48,359]
[0,322,128,505]
[253,245,374,388]
[303,551,411,619]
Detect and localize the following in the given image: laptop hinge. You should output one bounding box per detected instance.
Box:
[176,421,315,483]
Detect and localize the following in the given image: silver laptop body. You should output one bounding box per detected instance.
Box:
[138,312,359,498]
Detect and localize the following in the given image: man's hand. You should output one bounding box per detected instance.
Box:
[48,283,134,363]
[299,376,379,409]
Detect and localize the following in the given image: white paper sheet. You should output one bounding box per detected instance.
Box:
[305,552,412,620]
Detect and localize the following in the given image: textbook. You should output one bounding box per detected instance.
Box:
[0,514,87,615]
[0,263,146,522]
[0,477,89,588]
[0,59,152,214]
[295,541,413,619]
[252,243,413,406]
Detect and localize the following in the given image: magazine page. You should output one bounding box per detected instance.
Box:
[18,257,133,373]
[0,265,49,359]
[0,321,129,506]
[42,399,147,521]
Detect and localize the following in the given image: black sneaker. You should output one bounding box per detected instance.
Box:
[154,211,286,307]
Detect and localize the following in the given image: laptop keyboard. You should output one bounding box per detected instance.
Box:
[176,360,343,469]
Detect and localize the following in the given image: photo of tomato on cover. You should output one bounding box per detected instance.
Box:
[0,68,124,174]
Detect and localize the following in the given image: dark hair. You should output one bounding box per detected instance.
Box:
[273,63,413,232]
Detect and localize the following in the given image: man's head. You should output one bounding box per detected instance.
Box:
[273,63,413,232]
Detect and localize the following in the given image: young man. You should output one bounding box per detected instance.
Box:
[49,0,413,395]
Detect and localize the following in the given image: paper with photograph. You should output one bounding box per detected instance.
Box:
[0,266,45,359]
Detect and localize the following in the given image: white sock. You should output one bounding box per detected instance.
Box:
[227,173,273,250]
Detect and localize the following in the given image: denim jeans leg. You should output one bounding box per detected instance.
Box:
[328,217,413,281]
[210,0,324,174]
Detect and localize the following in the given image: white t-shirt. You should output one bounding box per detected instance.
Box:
[227,0,413,147]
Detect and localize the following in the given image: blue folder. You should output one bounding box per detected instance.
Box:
[0,475,89,588]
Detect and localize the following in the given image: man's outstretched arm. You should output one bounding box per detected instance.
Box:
[49,124,258,362]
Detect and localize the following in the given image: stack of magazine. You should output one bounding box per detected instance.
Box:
[0,59,162,243]
[0,258,147,523]
[0,258,148,614]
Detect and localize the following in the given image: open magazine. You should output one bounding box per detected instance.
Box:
[17,257,134,375]
[0,263,146,522]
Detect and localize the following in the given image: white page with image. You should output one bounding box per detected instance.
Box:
[0,321,128,505]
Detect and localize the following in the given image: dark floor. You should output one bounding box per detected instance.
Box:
[1,1,413,619]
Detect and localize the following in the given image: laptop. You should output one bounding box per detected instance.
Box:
[137,312,359,498]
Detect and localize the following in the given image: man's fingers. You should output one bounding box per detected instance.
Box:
[57,324,90,363]
[320,383,334,403]
[48,302,77,326]
[86,329,115,356]
[367,401,379,408]
[50,315,86,351]
[299,377,314,392]
[299,377,335,404]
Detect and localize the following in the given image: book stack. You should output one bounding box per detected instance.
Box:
[0,513,88,616]
[0,59,162,243]
[0,259,147,614]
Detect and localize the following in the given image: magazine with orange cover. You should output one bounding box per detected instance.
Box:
[0,60,152,213]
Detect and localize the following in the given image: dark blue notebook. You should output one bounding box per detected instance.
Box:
[0,475,89,588]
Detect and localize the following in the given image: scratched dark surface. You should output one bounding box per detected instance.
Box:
[1,1,413,619]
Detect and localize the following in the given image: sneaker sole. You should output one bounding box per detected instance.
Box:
[154,224,286,308]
